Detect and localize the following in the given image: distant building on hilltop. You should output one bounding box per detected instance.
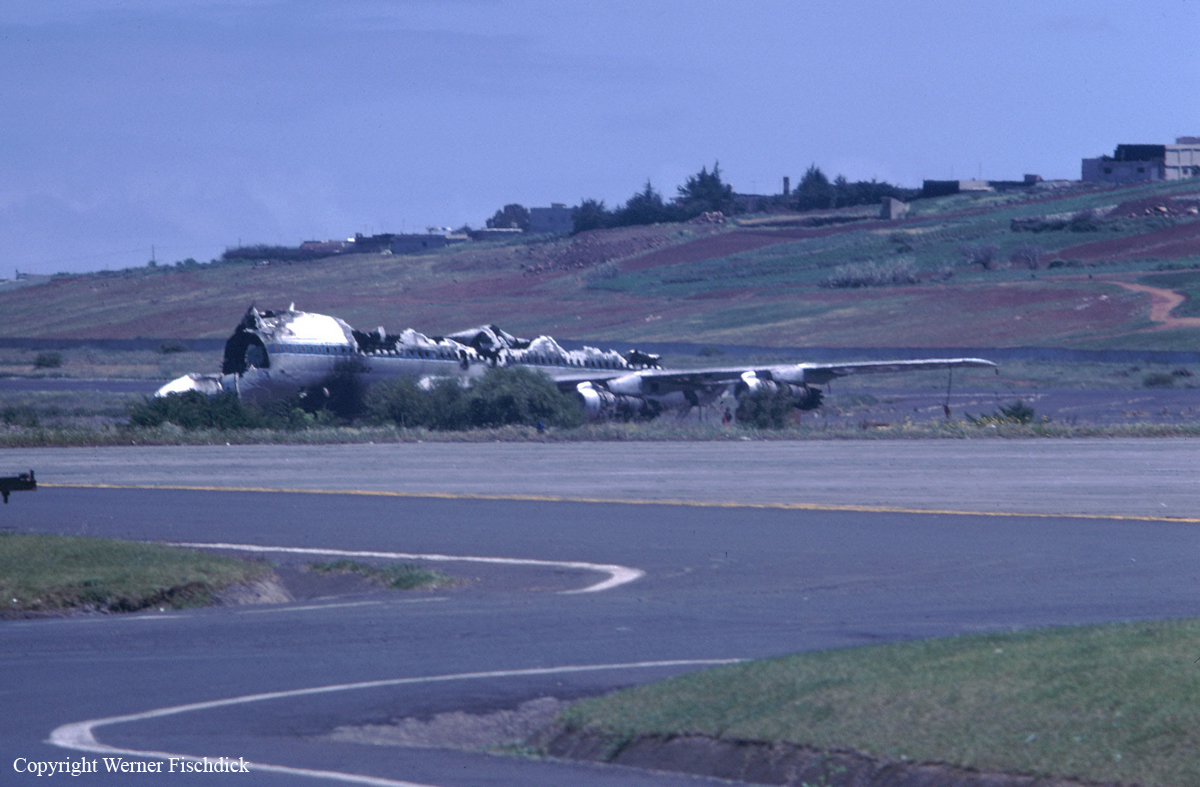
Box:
[920,180,994,198]
[528,203,574,234]
[299,240,352,255]
[388,231,469,254]
[469,228,524,241]
[1082,137,1200,184]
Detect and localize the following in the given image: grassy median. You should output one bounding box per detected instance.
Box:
[560,619,1200,786]
[307,559,454,590]
[0,533,269,614]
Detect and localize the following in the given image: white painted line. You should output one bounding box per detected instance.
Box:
[166,542,645,594]
[49,660,742,787]
[241,599,446,615]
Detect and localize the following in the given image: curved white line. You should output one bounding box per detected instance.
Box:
[166,541,644,593]
[49,660,742,786]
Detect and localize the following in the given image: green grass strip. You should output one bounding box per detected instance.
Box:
[560,620,1200,786]
[307,559,453,590]
[0,533,268,614]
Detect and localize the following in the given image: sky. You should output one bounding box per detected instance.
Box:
[2,0,1198,275]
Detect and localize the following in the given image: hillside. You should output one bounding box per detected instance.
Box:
[3,179,1200,350]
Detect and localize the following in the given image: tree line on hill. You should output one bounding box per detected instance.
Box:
[487,163,917,235]
[216,163,915,267]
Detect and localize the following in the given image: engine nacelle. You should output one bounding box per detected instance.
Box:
[736,370,777,395]
[575,382,659,420]
[735,371,822,410]
[604,372,646,396]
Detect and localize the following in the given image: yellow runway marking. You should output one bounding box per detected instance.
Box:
[40,482,1200,524]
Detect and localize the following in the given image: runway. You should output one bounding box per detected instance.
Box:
[3,441,1199,785]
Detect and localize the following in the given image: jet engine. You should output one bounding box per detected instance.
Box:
[575,382,660,421]
[735,371,823,410]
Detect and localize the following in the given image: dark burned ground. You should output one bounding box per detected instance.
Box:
[538,726,1123,787]
[328,700,1128,787]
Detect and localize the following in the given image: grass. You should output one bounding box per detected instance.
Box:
[0,533,269,614]
[0,345,223,381]
[1140,269,1200,318]
[306,559,453,590]
[5,415,1200,449]
[558,619,1200,786]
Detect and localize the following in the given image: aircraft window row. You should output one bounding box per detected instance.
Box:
[524,355,621,369]
[274,343,460,361]
[367,347,456,360]
[273,344,353,355]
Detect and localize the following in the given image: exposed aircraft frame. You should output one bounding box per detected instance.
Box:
[157,305,997,420]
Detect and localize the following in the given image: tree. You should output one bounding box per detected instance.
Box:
[677,163,736,216]
[486,203,530,231]
[793,164,834,211]
[572,198,614,233]
[616,181,678,226]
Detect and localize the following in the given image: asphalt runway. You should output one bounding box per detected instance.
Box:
[3,441,1200,786]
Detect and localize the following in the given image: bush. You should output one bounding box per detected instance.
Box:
[1068,209,1104,232]
[128,390,325,431]
[966,400,1039,425]
[466,366,583,429]
[158,341,189,354]
[1143,372,1176,388]
[364,378,433,428]
[959,243,1000,270]
[584,260,621,285]
[33,352,63,369]
[820,260,917,289]
[735,388,795,429]
[127,391,263,430]
[366,367,582,430]
[2,406,39,428]
[1009,243,1046,270]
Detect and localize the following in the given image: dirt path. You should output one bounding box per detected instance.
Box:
[1107,279,1200,330]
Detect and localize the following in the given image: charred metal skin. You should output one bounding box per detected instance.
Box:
[156,305,997,421]
[0,470,36,504]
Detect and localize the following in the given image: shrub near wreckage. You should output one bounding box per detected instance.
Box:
[126,391,319,431]
[131,367,583,432]
[365,367,583,430]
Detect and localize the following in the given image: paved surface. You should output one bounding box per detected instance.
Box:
[5,438,1199,518]
[2,441,1199,785]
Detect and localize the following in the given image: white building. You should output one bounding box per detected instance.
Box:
[1082,137,1200,184]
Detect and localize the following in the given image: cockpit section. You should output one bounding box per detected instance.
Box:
[223,331,269,374]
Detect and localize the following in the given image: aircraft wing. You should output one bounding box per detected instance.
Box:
[780,357,998,386]
[549,359,993,405]
[552,357,996,395]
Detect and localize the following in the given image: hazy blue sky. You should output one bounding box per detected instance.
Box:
[3,0,1198,274]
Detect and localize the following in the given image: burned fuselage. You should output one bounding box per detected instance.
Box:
[158,305,668,416]
[157,305,997,420]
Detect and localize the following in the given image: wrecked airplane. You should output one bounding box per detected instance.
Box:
[156,305,997,420]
